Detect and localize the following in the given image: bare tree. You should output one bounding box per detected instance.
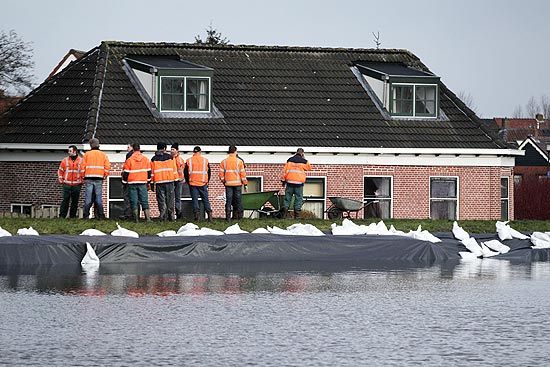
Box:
[540,94,550,119]
[0,29,34,95]
[372,31,381,49]
[195,22,229,45]
[457,90,479,115]
[512,104,524,118]
[525,96,539,118]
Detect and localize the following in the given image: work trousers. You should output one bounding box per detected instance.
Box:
[60,184,81,218]
[225,185,242,213]
[83,180,105,218]
[156,182,175,220]
[174,180,183,213]
[128,184,149,211]
[283,185,304,211]
[190,184,212,213]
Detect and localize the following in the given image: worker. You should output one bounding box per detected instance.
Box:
[122,143,152,222]
[151,142,177,221]
[120,143,134,219]
[280,148,312,219]
[184,146,212,221]
[57,145,82,218]
[170,143,185,219]
[81,138,110,219]
[219,145,247,221]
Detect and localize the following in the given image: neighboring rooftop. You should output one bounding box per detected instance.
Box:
[0,42,505,149]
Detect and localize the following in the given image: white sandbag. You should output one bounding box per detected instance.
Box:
[375,220,390,235]
[287,223,325,236]
[452,221,470,241]
[111,222,139,238]
[80,228,107,236]
[267,225,293,235]
[224,223,249,234]
[177,223,199,234]
[496,222,513,241]
[481,243,500,258]
[389,225,406,236]
[251,228,270,234]
[16,227,39,236]
[197,227,224,236]
[0,226,12,237]
[156,230,178,237]
[81,242,100,265]
[482,239,510,254]
[418,230,442,243]
[508,227,529,240]
[531,232,550,249]
[461,237,483,257]
[459,251,479,260]
[331,220,367,235]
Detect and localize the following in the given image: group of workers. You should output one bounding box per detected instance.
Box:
[57,138,312,221]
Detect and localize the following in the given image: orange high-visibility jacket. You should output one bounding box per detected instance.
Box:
[151,157,178,184]
[122,152,151,184]
[281,155,312,185]
[58,156,82,186]
[219,153,247,186]
[174,153,185,181]
[81,149,111,179]
[186,153,210,186]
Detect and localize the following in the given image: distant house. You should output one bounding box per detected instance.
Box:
[0,42,522,220]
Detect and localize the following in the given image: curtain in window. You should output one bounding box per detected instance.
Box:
[198,80,207,110]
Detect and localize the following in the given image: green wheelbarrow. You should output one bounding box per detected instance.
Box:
[241,190,285,219]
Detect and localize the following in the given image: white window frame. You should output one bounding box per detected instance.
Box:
[11,203,32,215]
[363,175,393,219]
[107,176,124,219]
[159,76,211,113]
[501,176,509,221]
[429,176,459,220]
[41,204,60,209]
[389,83,438,118]
[302,176,326,219]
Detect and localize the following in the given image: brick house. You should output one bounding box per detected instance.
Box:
[0,42,522,220]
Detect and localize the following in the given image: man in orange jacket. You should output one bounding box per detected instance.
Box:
[184,146,212,221]
[151,142,177,221]
[81,138,111,219]
[58,145,82,218]
[170,143,185,219]
[122,143,152,222]
[281,148,311,218]
[219,145,247,220]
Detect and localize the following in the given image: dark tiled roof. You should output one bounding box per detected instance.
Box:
[0,42,506,149]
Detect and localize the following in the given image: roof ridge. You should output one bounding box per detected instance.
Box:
[83,43,109,143]
[102,40,415,55]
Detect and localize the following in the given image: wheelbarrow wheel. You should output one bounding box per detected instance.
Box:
[327,207,342,220]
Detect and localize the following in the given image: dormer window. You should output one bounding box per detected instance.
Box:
[125,56,213,113]
[355,61,440,118]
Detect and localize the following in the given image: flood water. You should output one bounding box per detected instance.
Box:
[1,260,549,366]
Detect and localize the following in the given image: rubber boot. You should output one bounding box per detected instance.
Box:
[279,208,287,219]
[133,209,139,223]
[294,210,301,219]
[175,208,182,220]
[194,211,200,221]
[144,209,152,222]
[232,210,239,220]
[225,211,232,222]
[238,211,244,220]
[206,211,212,222]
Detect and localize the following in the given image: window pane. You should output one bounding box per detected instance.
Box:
[173,79,183,94]
[109,177,123,199]
[430,178,457,198]
[364,177,391,198]
[162,94,172,110]
[364,199,391,219]
[430,200,457,220]
[186,94,198,110]
[500,178,509,198]
[161,78,184,111]
[246,177,261,193]
[162,79,172,93]
[172,95,183,110]
[501,199,509,221]
[391,85,413,115]
[304,178,324,198]
[415,85,436,116]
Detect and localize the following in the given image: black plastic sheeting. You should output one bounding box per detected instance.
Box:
[1,232,548,272]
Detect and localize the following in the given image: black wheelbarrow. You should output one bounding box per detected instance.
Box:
[325,197,379,220]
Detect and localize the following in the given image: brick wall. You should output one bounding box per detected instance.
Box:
[0,161,513,220]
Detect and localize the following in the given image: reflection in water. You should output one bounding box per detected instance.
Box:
[1,259,550,296]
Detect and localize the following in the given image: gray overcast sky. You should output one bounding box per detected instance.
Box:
[4,0,549,118]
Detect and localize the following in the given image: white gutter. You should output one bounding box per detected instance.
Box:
[0,143,525,156]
